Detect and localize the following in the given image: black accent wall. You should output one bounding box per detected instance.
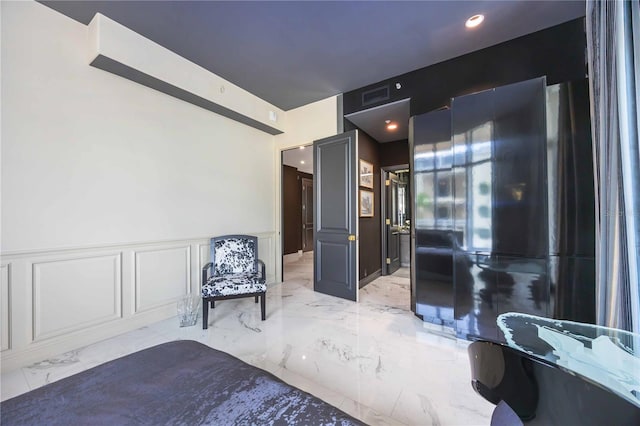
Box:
[343,18,587,118]
[343,17,593,341]
[354,134,410,284]
[283,165,313,255]
[283,165,302,255]
[379,140,409,168]
[358,131,382,281]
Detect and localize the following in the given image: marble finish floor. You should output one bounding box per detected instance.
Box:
[1,253,493,425]
[361,267,411,311]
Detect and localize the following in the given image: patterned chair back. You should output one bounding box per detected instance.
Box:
[211,235,258,276]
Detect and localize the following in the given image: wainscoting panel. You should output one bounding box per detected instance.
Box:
[1,264,11,352]
[198,243,210,290]
[258,233,276,283]
[32,253,122,342]
[134,246,190,313]
[0,232,275,372]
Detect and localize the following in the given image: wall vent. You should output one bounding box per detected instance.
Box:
[362,85,390,106]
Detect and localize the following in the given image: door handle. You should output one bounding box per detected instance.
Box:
[348,234,356,241]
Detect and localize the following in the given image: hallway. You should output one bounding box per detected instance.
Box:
[284,252,411,311]
[360,267,411,311]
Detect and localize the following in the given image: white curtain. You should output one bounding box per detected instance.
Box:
[586,0,640,333]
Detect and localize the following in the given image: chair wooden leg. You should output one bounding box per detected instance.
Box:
[260,293,266,321]
[202,298,209,329]
[210,300,215,309]
[255,295,259,303]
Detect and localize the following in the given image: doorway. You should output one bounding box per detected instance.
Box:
[381,166,411,276]
[278,98,415,306]
[301,177,313,252]
[313,131,359,301]
[280,131,360,303]
[281,145,314,283]
[385,171,401,275]
[279,132,410,310]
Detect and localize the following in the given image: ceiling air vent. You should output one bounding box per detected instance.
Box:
[362,85,390,107]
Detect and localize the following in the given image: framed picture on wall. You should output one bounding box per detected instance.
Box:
[360,190,374,217]
[359,159,374,188]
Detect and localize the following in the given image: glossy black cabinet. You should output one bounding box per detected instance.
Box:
[411,109,456,325]
[410,77,596,342]
[549,255,596,323]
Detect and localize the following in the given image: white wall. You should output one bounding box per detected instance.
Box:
[1,1,277,370]
[2,1,276,252]
[276,96,339,152]
[273,96,338,281]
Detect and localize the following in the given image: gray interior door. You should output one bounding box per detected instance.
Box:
[313,131,358,301]
[301,177,314,252]
[386,172,401,274]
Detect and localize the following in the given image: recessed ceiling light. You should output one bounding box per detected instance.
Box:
[465,14,484,28]
[300,160,305,164]
[387,123,398,131]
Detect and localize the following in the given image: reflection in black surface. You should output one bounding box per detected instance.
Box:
[468,340,640,424]
[410,78,596,342]
[412,109,457,325]
[468,341,538,420]
[550,255,596,323]
[452,77,550,342]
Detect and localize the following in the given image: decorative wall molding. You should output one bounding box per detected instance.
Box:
[32,252,123,342]
[258,234,275,267]
[0,232,275,372]
[134,245,191,313]
[1,234,274,258]
[1,263,12,352]
[197,243,210,290]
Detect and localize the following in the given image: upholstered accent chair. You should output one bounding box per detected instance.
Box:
[201,235,266,329]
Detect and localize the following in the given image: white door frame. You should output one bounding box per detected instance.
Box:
[274,142,313,283]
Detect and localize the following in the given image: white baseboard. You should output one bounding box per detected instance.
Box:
[1,304,176,372]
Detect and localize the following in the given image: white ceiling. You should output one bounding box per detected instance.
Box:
[40,1,586,111]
